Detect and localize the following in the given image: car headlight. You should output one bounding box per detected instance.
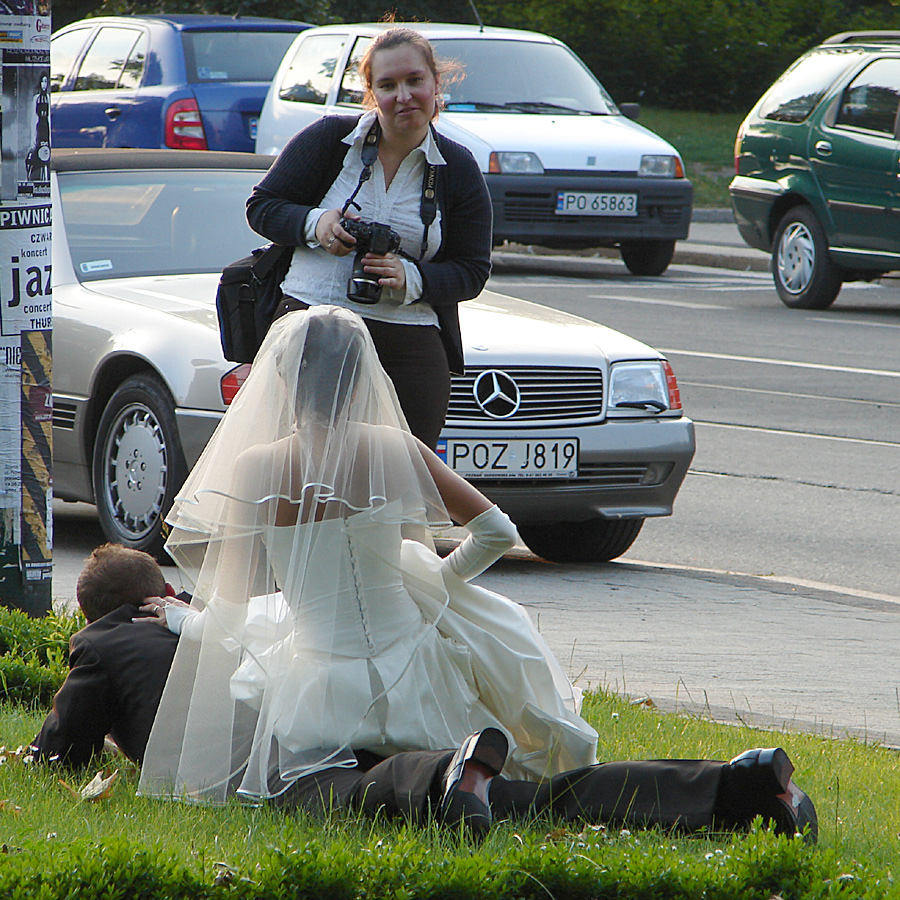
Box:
[638,155,683,178]
[488,151,545,174]
[607,360,674,415]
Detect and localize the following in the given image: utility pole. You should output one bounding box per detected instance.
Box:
[0,1,52,615]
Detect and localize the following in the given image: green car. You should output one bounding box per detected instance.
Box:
[730,31,900,309]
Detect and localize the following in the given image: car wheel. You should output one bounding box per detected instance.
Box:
[518,518,644,563]
[92,374,187,561]
[772,206,842,309]
[620,240,675,276]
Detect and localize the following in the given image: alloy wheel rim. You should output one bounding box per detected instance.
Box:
[102,404,168,540]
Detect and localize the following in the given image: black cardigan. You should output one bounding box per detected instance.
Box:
[246,115,493,374]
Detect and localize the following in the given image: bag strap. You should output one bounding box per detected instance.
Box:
[342,119,439,261]
[250,242,291,284]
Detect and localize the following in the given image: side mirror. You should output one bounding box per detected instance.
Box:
[619,102,640,120]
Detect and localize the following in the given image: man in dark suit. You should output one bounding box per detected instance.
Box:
[31,543,180,766]
[33,544,817,843]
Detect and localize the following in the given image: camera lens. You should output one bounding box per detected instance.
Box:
[347,254,382,304]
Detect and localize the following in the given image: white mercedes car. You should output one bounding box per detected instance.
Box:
[52,149,695,563]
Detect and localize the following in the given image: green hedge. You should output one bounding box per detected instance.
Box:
[477,0,900,112]
[0,832,840,900]
[0,606,81,707]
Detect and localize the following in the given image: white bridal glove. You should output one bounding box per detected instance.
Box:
[442,505,518,582]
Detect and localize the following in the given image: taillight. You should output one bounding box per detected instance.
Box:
[662,359,682,411]
[165,98,207,150]
[733,122,745,175]
[220,364,251,405]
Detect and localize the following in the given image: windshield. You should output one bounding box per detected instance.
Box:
[434,39,618,114]
[433,38,616,114]
[182,30,302,83]
[59,169,262,281]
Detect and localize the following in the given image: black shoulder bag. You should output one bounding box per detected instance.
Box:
[216,243,293,364]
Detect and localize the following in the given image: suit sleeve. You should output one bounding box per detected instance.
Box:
[246,117,348,247]
[31,634,114,766]
[418,146,492,308]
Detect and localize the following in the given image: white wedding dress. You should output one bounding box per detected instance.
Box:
[229,505,598,784]
[139,307,598,804]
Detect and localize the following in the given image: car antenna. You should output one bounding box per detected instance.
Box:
[468,0,485,31]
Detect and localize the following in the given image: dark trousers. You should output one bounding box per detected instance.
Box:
[274,750,726,833]
[272,298,451,450]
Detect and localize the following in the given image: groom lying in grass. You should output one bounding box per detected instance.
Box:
[30,543,817,843]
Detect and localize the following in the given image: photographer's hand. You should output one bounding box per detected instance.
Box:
[363,252,406,291]
[315,209,356,256]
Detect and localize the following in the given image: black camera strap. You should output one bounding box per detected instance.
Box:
[342,119,439,261]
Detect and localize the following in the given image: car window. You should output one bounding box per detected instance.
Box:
[337,36,371,106]
[73,26,144,92]
[59,169,262,281]
[433,39,616,114]
[758,48,868,123]
[182,30,302,83]
[835,57,900,135]
[277,33,347,103]
[117,31,148,91]
[50,27,91,92]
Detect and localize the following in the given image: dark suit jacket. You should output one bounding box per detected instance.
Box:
[31,604,178,766]
[246,114,493,374]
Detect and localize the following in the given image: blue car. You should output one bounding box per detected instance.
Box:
[50,14,309,152]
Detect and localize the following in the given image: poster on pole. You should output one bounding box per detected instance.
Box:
[0,2,51,612]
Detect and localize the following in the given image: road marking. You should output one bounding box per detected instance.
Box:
[810,316,900,330]
[589,294,731,310]
[662,348,900,378]
[695,419,900,448]
[679,380,900,409]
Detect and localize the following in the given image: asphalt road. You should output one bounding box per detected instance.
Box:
[49,219,900,748]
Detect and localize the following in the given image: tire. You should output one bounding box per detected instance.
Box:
[620,240,675,276]
[518,518,644,563]
[772,206,842,309]
[92,374,188,561]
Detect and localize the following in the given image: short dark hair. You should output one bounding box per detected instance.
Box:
[76,543,165,622]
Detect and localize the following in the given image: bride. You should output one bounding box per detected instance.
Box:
[138,306,598,804]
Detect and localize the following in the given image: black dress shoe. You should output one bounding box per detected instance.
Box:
[724,747,818,844]
[439,728,509,836]
[728,747,794,795]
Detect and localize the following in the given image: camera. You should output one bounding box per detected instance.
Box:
[340,217,402,304]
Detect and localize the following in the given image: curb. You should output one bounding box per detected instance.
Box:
[490,207,771,277]
[492,245,770,278]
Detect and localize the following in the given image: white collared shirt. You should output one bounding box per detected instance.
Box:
[281,110,445,326]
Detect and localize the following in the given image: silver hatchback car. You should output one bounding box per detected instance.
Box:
[52,149,695,563]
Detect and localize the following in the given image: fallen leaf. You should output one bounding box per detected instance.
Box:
[629,696,656,708]
[59,769,119,802]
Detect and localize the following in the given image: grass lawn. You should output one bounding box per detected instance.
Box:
[639,108,746,209]
[2,689,900,897]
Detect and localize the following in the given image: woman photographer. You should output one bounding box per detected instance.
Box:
[246,25,492,449]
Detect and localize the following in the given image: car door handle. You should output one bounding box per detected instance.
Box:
[815,140,832,157]
[105,106,122,120]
